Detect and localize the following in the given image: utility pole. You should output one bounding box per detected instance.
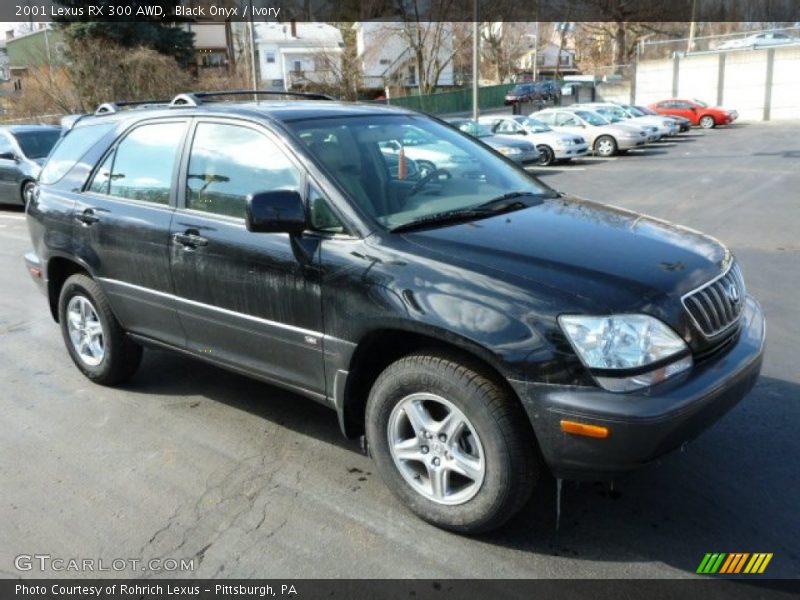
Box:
[472,0,479,121]
[687,0,697,54]
[248,0,258,100]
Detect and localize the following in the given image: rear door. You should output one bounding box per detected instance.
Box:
[75,119,188,346]
[168,118,326,396]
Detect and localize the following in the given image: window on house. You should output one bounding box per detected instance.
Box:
[265,52,275,64]
[293,60,302,72]
[560,53,571,66]
[379,59,391,65]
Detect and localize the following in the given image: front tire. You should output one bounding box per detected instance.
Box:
[365,352,539,533]
[536,145,555,166]
[699,115,716,129]
[58,274,142,385]
[594,135,617,157]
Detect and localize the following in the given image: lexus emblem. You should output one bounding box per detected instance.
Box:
[727,283,740,304]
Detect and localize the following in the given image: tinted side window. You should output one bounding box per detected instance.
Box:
[39,123,114,185]
[87,152,114,195]
[108,122,185,205]
[185,123,302,219]
[556,113,579,126]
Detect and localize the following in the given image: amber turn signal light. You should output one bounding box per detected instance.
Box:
[560,420,610,439]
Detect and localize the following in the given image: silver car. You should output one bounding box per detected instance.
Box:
[0,125,62,207]
[531,108,647,157]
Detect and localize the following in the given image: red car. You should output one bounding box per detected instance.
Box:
[649,99,738,129]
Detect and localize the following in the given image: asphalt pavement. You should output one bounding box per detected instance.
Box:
[1,121,798,579]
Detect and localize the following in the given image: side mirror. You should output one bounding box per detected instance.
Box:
[0,151,17,161]
[245,190,306,234]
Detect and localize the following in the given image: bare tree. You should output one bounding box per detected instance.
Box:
[64,40,192,111]
[481,22,536,83]
[389,0,472,95]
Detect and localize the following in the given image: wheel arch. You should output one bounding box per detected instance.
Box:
[338,327,524,440]
[46,256,91,322]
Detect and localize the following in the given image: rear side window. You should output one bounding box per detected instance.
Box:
[39,123,114,185]
[87,122,186,205]
[185,122,302,219]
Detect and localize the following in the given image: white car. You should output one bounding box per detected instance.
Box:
[572,103,662,142]
[531,108,648,157]
[719,31,799,50]
[478,115,589,165]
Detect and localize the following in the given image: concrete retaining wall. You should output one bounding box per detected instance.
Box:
[634,46,800,121]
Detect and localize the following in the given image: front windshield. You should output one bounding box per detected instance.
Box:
[636,106,657,115]
[13,130,62,159]
[289,115,553,231]
[693,99,709,107]
[519,117,551,132]
[627,106,645,117]
[574,111,609,126]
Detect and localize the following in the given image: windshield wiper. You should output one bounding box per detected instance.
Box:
[391,191,542,233]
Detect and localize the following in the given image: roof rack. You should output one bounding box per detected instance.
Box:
[169,90,336,107]
[95,100,171,115]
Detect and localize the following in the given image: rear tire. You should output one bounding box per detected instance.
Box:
[365,352,539,533]
[58,274,142,385]
[699,115,715,129]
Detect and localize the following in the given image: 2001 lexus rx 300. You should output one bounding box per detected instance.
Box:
[25,93,764,533]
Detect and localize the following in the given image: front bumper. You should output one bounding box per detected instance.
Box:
[510,296,765,480]
[618,137,647,150]
[553,144,589,160]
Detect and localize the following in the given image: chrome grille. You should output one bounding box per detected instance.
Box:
[682,262,746,337]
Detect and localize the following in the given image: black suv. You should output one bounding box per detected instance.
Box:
[25,92,765,533]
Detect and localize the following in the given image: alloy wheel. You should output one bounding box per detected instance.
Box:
[387,392,485,505]
[66,295,105,367]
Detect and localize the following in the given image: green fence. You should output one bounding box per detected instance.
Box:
[381,84,515,115]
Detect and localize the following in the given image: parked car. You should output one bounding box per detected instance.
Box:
[531,107,648,156]
[373,126,481,179]
[478,115,589,166]
[504,83,539,105]
[608,103,682,137]
[718,31,799,49]
[0,125,62,207]
[570,103,662,142]
[634,105,692,133]
[26,92,764,533]
[649,99,738,129]
[446,118,540,164]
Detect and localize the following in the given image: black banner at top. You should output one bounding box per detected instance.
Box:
[7,0,800,23]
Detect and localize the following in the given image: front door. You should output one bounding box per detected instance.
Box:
[169,119,326,396]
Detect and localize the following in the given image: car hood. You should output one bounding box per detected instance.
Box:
[403,196,728,314]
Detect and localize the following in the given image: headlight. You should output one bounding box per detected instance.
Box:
[558,314,692,392]
[498,146,522,155]
[556,139,574,147]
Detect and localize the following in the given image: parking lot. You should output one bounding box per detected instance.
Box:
[1,121,798,579]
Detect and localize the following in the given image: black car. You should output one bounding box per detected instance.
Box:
[25,92,764,533]
[0,125,62,207]
[504,83,538,105]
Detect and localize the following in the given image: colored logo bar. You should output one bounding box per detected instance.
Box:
[697,553,773,574]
